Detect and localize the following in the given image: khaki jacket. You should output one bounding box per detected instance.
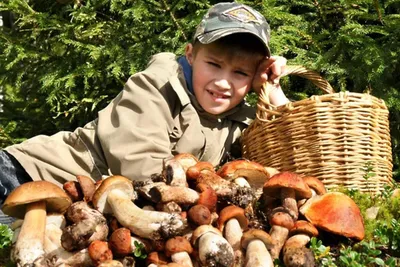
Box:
[6,53,255,187]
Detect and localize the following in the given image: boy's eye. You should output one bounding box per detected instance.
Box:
[207,61,220,68]
[235,70,249,76]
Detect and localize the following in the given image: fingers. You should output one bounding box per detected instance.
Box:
[252,56,287,95]
[266,56,287,84]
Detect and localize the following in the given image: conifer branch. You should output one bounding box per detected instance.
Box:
[161,0,188,41]
[373,0,384,25]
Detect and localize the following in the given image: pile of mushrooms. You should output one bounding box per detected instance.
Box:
[1,153,366,267]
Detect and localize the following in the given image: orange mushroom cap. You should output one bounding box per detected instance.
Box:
[299,192,365,241]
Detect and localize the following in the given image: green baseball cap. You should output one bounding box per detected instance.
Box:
[194,2,271,57]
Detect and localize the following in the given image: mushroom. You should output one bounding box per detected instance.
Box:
[282,220,318,267]
[76,175,97,202]
[186,162,215,180]
[267,207,295,260]
[196,183,218,212]
[61,201,109,251]
[2,181,71,266]
[187,204,211,227]
[217,205,249,267]
[88,240,113,266]
[92,175,188,240]
[146,183,199,205]
[163,154,196,187]
[191,225,234,267]
[63,175,97,203]
[43,214,94,266]
[263,172,312,221]
[302,176,326,197]
[173,153,199,173]
[108,227,152,258]
[297,176,327,209]
[299,192,365,241]
[217,159,273,196]
[165,236,194,267]
[241,229,274,267]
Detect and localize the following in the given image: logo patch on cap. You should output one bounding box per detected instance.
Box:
[223,6,261,24]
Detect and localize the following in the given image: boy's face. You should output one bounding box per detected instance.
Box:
[185,42,261,115]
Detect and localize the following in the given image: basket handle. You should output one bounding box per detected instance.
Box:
[259,65,334,106]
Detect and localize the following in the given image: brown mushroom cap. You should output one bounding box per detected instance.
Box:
[2,181,71,219]
[289,220,319,237]
[217,205,248,232]
[217,160,271,190]
[241,229,274,250]
[299,192,365,241]
[263,172,312,199]
[165,236,193,257]
[109,228,132,257]
[302,176,326,195]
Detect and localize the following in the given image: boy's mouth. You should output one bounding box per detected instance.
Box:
[207,90,230,99]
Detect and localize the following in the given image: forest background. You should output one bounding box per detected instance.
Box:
[0,0,399,180]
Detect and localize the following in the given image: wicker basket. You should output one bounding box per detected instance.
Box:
[242,66,393,193]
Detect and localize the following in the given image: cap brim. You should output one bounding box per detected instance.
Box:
[196,28,271,57]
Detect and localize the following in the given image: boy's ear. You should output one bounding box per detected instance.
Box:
[185,43,194,65]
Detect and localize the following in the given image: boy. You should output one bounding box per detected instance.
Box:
[0,2,289,208]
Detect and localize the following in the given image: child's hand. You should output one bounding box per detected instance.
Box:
[252,56,290,106]
[252,56,287,95]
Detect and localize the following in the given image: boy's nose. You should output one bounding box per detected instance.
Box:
[214,78,231,90]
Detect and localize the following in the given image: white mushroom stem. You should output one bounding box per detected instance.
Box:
[107,188,187,239]
[224,219,244,266]
[12,201,46,266]
[198,232,234,267]
[150,184,199,205]
[245,239,274,267]
[281,188,298,220]
[233,177,250,188]
[171,251,194,267]
[269,225,289,260]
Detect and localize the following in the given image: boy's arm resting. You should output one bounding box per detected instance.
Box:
[97,69,176,181]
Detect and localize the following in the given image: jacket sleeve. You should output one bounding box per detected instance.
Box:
[96,56,178,181]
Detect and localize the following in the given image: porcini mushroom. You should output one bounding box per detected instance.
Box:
[186,161,215,180]
[282,220,318,267]
[43,214,94,266]
[241,229,274,267]
[165,236,194,267]
[217,205,249,266]
[92,175,188,240]
[2,181,71,266]
[146,183,199,205]
[217,160,273,196]
[61,201,109,251]
[263,172,312,220]
[191,225,234,267]
[267,207,295,260]
[172,153,199,173]
[299,192,365,241]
